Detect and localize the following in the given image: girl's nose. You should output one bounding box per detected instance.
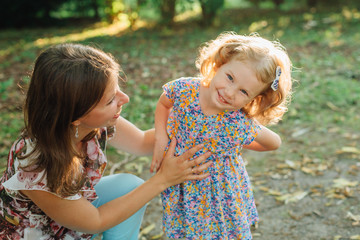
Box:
[118,91,129,106]
[224,86,234,99]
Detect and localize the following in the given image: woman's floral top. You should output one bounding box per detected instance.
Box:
[161,78,260,240]
[0,127,114,240]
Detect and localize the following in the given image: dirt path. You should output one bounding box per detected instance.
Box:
[139,150,360,240]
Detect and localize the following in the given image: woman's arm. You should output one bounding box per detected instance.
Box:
[108,116,155,156]
[243,125,281,151]
[21,139,212,234]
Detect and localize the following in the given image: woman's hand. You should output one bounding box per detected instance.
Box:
[154,138,212,189]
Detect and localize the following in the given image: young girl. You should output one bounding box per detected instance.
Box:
[0,43,213,240]
[151,32,292,239]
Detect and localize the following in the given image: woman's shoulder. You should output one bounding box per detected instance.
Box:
[6,137,33,172]
[1,136,84,201]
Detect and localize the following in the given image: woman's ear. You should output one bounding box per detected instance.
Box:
[72,120,81,127]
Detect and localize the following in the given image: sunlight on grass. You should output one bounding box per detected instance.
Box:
[278,16,291,28]
[174,5,202,22]
[33,21,129,47]
[248,20,268,32]
[0,21,132,60]
[342,7,360,20]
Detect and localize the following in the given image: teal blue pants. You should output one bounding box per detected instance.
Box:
[91,173,146,240]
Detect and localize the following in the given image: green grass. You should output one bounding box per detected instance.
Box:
[1,7,359,172]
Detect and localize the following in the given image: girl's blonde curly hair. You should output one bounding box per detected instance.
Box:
[196,32,293,125]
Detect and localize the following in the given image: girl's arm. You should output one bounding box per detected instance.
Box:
[21,139,212,234]
[243,125,281,151]
[108,116,155,156]
[150,93,173,173]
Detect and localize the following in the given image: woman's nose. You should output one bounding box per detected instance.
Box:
[118,91,129,106]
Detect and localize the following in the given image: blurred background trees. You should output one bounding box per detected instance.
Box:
[0,0,359,28]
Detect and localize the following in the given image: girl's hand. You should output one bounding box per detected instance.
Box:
[155,138,212,188]
[150,135,169,173]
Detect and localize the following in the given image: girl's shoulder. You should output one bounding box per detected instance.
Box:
[168,77,200,89]
[162,77,200,102]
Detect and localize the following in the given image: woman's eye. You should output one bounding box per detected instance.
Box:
[240,89,248,96]
[227,74,233,81]
[107,97,115,105]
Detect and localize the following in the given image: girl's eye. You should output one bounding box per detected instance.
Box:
[227,74,233,81]
[240,89,248,96]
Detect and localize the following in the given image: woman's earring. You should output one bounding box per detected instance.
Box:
[75,126,79,138]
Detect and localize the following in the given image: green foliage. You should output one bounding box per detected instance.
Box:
[0,78,14,101]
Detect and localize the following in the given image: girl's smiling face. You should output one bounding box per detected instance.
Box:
[78,74,129,131]
[202,59,267,115]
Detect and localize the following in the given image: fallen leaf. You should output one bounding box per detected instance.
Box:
[285,159,299,169]
[288,210,303,220]
[326,102,341,111]
[151,232,164,239]
[267,190,282,196]
[275,191,308,204]
[139,223,155,236]
[312,210,322,217]
[301,166,315,175]
[258,186,270,192]
[333,178,358,188]
[347,211,360,222]
[336,146,360,154]
[291,128,310,138]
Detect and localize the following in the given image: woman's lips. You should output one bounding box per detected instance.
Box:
[113,108,122,119]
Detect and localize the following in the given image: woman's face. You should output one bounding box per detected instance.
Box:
[78,74,129,131]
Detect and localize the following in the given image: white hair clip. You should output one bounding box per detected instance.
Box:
[271,66,281,91]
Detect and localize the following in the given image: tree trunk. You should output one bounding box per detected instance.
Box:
[200,0,224,26]
[273,0,284,8]
[307,0,318,8]
[160,0,176,26]
[91,0,100,20]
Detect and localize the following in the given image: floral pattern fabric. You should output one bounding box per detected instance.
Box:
[161,78,259,240]
[0,127,114,240]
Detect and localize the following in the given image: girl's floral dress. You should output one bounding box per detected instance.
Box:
[161,78,260,240]
[0,127,114,240]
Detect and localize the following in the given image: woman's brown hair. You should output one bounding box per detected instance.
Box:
[22,43,120,197]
